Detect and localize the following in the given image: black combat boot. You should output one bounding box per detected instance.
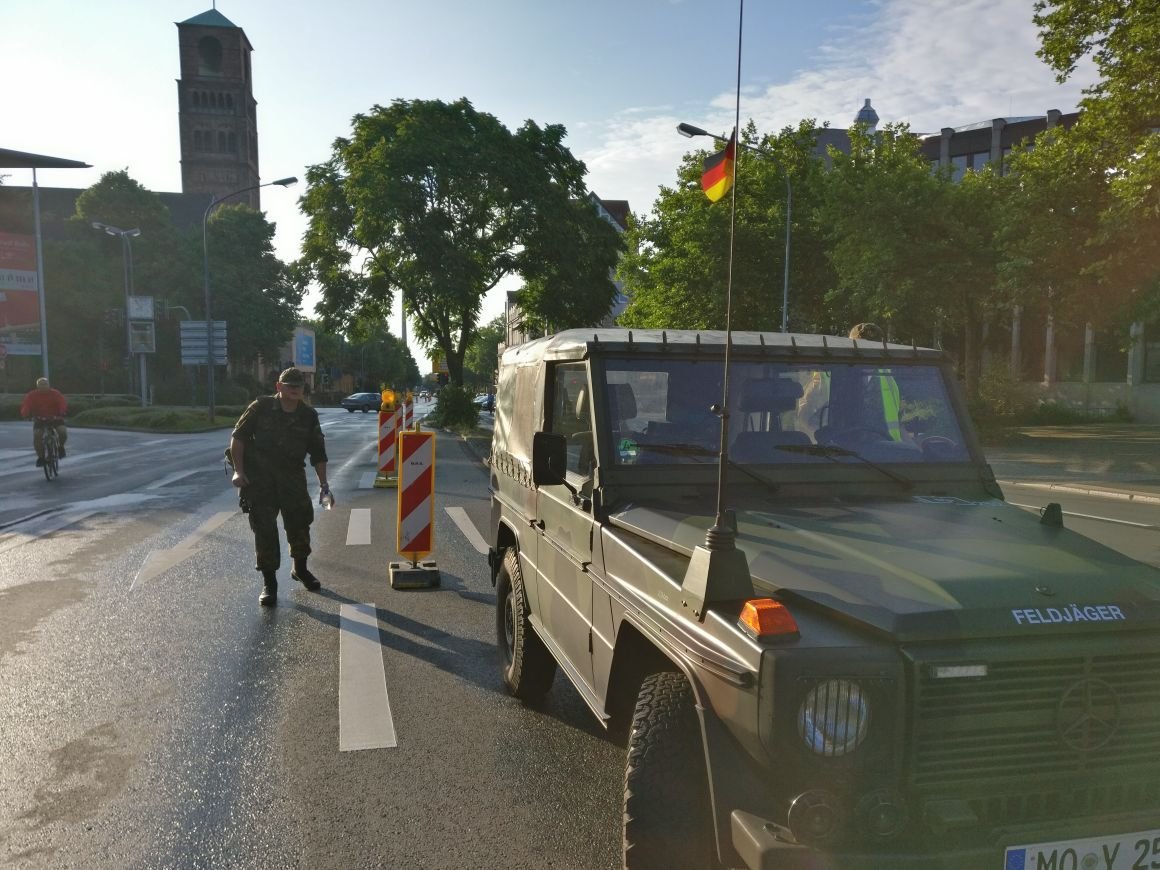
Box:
[259,571,278,606]
[291,558,322,591]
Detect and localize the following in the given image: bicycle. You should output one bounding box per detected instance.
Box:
[36,417,62,481]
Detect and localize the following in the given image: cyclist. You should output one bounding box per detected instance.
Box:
[20,377,69,467]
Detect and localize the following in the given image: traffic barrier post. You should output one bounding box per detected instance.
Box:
[373,408,402,488]
[388,429,439,588]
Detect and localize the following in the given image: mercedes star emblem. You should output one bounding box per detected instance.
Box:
[1057,677,1120,752]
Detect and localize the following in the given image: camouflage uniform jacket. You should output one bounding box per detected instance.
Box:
[232,396,328,501]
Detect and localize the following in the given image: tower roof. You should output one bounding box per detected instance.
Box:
[179,8,237,28]
[854,98,880,127]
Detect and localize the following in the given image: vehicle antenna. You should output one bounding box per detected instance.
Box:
[680,0,755,620]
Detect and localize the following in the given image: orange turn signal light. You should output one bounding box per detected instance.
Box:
[739,598,799,639]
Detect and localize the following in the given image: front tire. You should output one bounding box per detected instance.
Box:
[496,548,555,699]
[346,408,355,413]
[623,672,714,870]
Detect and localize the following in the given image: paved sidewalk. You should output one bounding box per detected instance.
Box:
[985,424,1160,499]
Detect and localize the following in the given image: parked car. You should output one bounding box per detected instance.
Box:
[487,327,1160,870]
[340,392,380,413]
[474,393,495,413]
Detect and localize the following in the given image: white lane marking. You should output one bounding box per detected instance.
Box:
[176,510,236,548]
[131,548,198,590]
[359,471,377,489]
[339,603,397,752]
[142,439,170,446]
[146,465,220,489]
[346,508,372,545]
[1009,502,1158,529]
[0,511,99,556]
[131,511,239,590]
[445,506,489,554]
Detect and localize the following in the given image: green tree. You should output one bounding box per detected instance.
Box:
[206,204,302,367]
[821,123,1010,392]
[48,171,189,392]
[463,315,504,390]
[298,98,622,385]
[820,123,949,341]
[1033,0,1160,316]
[304,317,420,393]
[619,120,834,333]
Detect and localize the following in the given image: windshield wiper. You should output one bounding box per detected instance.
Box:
[774,444,913,490]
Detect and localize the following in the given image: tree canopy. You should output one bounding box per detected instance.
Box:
[298,97,623,385]
[619,121,835,334]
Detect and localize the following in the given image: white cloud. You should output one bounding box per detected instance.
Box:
[580,0,1095,219]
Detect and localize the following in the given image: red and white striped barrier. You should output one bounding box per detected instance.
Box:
[375,408,402,487]
[396,430,435,560]
[404,399,414,431]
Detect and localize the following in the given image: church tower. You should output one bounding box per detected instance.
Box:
[176,8,261,208]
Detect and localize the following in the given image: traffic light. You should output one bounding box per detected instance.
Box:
[437,373,449,386]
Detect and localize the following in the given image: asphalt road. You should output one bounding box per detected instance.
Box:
[0,405,623,870]
[2,411,1158,869]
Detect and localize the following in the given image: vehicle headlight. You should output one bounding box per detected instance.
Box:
[798,679,870,756]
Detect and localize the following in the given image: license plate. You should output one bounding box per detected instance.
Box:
[1004,829,1160,870]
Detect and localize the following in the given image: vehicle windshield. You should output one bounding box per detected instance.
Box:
[603,357,969,466]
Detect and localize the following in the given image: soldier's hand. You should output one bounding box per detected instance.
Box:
[232,470,250,488]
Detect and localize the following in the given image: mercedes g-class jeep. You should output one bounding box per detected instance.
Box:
[486,328,1160,870]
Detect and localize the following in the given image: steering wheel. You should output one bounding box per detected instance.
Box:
[920,435,960,458]
[819,426,890,445]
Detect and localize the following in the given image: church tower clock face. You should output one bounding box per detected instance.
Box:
[176,9,261,207]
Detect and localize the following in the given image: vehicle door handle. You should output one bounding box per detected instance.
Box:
[533,519,545,530]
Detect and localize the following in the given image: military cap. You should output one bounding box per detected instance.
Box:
[278,367,306,386]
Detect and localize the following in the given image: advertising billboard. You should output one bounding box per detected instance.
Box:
[0,231,41,355]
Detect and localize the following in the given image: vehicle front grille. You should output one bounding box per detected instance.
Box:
[967,781,1160,826]
[911,652,1160,793]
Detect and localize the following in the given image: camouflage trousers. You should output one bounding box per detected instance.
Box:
[242,468,314,573]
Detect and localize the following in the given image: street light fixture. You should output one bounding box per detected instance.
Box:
[677,122,793,332]
[91,222,145,405]
[201,176,298,421]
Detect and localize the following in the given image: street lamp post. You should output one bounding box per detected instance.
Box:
[677,123,793,332]
[201,176,298,421]
[91,222,144,404]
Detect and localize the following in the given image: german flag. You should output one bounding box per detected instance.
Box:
[701,129,736,202]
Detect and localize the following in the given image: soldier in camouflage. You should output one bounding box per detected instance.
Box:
[229,367,332,606]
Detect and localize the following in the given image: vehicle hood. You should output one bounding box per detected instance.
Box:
[607,497,1160,642]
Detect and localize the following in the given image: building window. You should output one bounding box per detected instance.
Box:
[969,151,989,171]
[226,94,234,111]
[228,132,238,153]
[198,36,223,76]
[193,130,202,151]
[219,131,228,152]
[951,154,967,182]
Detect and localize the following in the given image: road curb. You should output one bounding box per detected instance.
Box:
[998,479,1160,506]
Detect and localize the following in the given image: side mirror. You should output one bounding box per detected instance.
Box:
[532,432,568,487]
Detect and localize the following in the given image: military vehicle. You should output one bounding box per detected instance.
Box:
[486,328,1160,870]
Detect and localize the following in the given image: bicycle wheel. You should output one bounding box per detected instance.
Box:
[43,436,58,481]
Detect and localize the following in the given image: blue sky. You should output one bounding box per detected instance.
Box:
[5,0,1091,369]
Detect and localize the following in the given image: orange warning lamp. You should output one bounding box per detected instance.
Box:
[738,598,799,639]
